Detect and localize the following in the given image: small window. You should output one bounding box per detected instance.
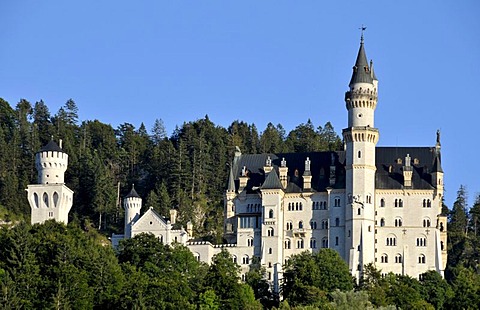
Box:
[358,151,362,158]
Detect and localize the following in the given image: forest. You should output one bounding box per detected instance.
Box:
[0,98,480,309]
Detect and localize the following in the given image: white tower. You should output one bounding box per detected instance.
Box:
[124,185,142,238]
[26,139,73,225]
[342,34,379,279]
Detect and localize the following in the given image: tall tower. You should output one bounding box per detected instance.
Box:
[124,185,142,238]
[27,139,73,225]
[342,34,379,279]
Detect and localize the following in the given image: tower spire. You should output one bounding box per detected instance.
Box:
[349,28,373,86]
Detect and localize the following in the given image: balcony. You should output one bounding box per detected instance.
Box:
[293,228,306,237]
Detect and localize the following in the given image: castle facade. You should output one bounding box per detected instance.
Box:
[28,36,447,293]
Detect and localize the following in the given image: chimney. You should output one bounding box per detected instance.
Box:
[303,157,312,190]
[238,166,249,192]
[186,221,193,237]
[279,157,288,188]
[169,209,178,225]
[264,156,273,175]
[403,154,413,187]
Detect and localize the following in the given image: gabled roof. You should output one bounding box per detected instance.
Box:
[261,168,283,190]
[132,207,168,230]
[39,139,64,153]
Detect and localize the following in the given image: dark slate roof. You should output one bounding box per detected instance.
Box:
[125,185,140,198]
[349,40,374,86]
[227,166,235,191]
[262,169,283,190]
[230,147,442,193]
[375,147,440,190]
[232,151,346,193]
[432,154,443,173]
[39,140,63,153]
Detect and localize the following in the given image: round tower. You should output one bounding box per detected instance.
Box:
[27,139,73,225]
[36,139,69,184]
[124,185,142,238]
[342,34,379,279]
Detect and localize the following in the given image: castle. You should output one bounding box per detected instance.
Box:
[28,36,447,293]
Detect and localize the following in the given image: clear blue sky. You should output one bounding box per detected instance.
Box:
[1,1,479,208]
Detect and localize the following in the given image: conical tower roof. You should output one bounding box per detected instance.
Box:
[349,37,373,86]
[39,139,64,153]
[125,184,140,198]
[227,166,236,192]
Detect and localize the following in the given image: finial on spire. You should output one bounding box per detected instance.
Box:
[359,24,367,43]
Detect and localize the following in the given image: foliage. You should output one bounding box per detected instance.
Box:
[282,249,353,306]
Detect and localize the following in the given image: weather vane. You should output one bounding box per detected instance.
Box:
[359,24,367,42]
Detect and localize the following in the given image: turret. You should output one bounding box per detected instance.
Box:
[27,138,73,225]
[124,185,142,238]
[432,130,444,196]
[36,138,69,184]
[342,33,378,279]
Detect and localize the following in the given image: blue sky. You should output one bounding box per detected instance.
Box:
[1,1,479,208]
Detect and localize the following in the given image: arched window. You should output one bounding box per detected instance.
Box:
[427,199,431,208]
[267,227,274,237]
[358,150,362,158]
[243,255,250,265]
[423,218,431,227]
[232,255,237,263]
[416,237,427,247]
[285,239,291,249]
[380,218,385,227]
[423,199,426,208]
[53,192,59,208]
[358,208,361,215]
[335,218,340,226]
[298,221,303,229]
[381,254,388,263]
[395,199,398,208]
[310,221,317,229]
[33,193,39,208]
[386,235,397,246]
[43,192,49,208]
[297,239,304,249]
[395,254,402,263]
[322,238,328,248]
[335,236,339,246]
[418,254,426,264]
[399,199,403,208]
[394,217,403,227]
[310,238,317,249]
[269,209,274,218]
[247,238,254,247]
[194,253,201,262]
[380,198,385,208]
[268,248,272,254]
[286,221,293,230]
